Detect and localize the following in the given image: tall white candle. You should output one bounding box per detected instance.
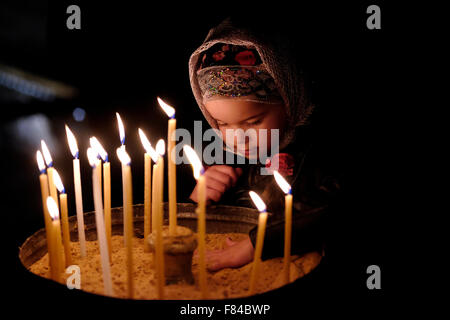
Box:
[154,139,166,299]
[116,147,135,299]
[41,140,58,209]
[248,191,268,295]
[90,136,112,258]
[116,113,128,245]
[183,145,207,298]
[138,129,159,252]
[157,97,177,235]
[65,126,87,258]
[87,147,113,296]
[273,171,293,284]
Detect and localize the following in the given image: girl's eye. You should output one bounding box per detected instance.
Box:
[248,119,263,125]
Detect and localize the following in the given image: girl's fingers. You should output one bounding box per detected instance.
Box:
[206,255,228,271]
[205,169,233,188]
[189,187,198,203]
[206,187,222,202]
[208,165,240,185]
[225,237,238,248]
[205,175,227,193]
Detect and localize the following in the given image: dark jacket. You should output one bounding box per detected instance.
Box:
[219,125,341,260]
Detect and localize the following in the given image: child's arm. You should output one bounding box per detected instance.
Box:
[195,236,254,271]
[199,207,326,272]
[190,165,243,204]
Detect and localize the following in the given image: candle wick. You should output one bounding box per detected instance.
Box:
[48,162,53,168]
[40,169,46,175]
[105,155,109,163]
[75,151,79,159]
[170,114,175,119]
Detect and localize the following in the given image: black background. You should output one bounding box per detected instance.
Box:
[0,0,399,317]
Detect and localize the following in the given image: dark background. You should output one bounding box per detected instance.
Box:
[0,0,398,316]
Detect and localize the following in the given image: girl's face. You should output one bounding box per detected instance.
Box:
[205,99,286,158]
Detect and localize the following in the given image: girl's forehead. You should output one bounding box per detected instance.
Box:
[205,99,270,123]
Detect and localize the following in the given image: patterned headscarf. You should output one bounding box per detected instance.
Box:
[189,17,314,150]
[197,43,283,104]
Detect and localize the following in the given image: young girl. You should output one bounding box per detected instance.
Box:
[188,17,341,271]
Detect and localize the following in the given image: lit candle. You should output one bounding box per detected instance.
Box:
[41,140,58,210]
[36,151,52,268]
[183,145,207,299]
[90,138,103,204]
[154,139,165,299]
[116,113,128,245]
[248,191,268,295]
[65,125,87,258]
[273,171,293,284]
[158,97,177,235]
[46,197,64,283]
[52,169,72,267]
[90,137,111,259]
[87,148,113,296]
[138,129,159,252]
[116,147,134,298]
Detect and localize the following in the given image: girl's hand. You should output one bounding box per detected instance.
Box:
[194,236,254,271]
[189,165,243,204]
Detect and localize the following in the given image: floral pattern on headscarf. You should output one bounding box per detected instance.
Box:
[197,43,282,103]
[199,43,263,69]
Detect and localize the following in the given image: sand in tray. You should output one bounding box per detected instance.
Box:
[28,233,321,299]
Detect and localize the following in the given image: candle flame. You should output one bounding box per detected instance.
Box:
[47,197,59,220]
[138,128,159,162]
[90,136,108,161]
[183,145,203,180]
[156,139,165,156]
[36,150,46,172]
[273,170,292,194]
[65,125,79,158]
[116,112,125,145]
[52,169,65,193]
[87,147,97,168]
[41,140,53,166]
[249,191,266,212]
[116,147,131,166]
[157,97,175,118]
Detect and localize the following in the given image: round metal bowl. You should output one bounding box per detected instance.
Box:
[19,203,322,299]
